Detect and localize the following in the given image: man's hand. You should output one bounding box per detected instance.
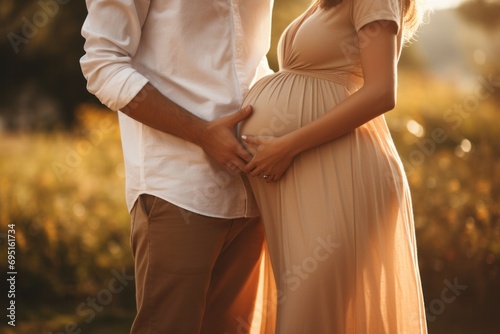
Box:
[122,83,253,173]
[199,106,254,174]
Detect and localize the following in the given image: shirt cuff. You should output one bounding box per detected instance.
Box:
[95,68,149,111]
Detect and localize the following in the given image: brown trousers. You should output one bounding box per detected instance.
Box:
[129,194,265,334]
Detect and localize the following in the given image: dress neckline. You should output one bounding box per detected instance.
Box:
[278,3,320,70]
[287,2,321,47]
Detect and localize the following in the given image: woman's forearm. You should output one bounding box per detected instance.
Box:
[284,20,399,158]
[284,84,396,157]
[243,20,399,180]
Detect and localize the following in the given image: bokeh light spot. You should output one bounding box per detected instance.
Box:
[406,119,425,137]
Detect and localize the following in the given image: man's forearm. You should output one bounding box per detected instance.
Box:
[119,82,254,171]
[120,83,207,146]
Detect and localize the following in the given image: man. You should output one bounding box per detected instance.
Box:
[80,0,274,333]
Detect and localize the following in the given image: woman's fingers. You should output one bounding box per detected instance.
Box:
[241,135,284,180]
[247,162,262,176]
[240,135,261,155]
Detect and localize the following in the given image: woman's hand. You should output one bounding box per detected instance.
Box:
[242,135,296,182]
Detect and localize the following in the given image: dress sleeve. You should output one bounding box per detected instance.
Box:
[80,0,151,111]
[350,0,402,33]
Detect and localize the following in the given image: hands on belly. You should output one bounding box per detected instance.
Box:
[241,134,296,182]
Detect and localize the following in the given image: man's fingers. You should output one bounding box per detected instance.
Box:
[246,162,262,177]
[237,144,254,162]
[225,160,241,175]
[226,157,248,174]
[228,105,253,125]
[243,144,256,156]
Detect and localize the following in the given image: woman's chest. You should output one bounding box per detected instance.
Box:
[280,6,361,70]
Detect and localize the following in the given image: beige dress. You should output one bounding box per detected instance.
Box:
[239,0,428,333]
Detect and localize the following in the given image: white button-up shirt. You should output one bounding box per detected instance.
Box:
[80,0,273,218]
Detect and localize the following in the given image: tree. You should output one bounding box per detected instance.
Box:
[0,0,97,130]
[457,0,500,30]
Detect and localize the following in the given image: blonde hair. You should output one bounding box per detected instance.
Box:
[317,0,427,42]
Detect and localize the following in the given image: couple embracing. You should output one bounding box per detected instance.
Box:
[81,0,428,333]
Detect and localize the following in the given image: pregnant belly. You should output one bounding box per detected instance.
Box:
[238,71,345,138]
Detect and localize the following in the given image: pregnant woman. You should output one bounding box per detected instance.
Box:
[239,0,428,332]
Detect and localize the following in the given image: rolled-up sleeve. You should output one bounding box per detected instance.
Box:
[80,0,151,111]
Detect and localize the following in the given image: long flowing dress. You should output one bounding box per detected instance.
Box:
[239,0,428,333]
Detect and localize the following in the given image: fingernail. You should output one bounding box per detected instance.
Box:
[241,135,247,140]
